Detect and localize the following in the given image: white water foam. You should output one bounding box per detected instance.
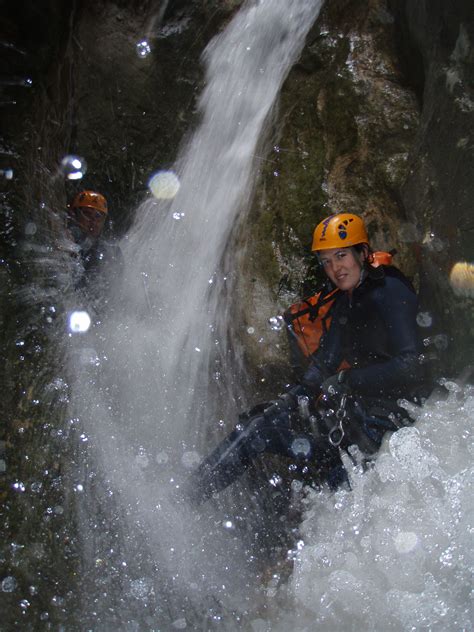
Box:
[261,382,473,631]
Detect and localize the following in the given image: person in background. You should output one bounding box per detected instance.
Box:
[66,189,123,295]
[190,213,426,503]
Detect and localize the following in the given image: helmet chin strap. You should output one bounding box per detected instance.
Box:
[351,245,369,288]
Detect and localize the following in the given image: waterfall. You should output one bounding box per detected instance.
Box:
[67,0,323,627]
[114,0,324,448]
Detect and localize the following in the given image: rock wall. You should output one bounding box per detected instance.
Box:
[2,0,472,385]
[390,0,474,369]
[238,0,474,382]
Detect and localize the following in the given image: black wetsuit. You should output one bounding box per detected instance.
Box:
[67,224,123,295]
[193,265,424,502]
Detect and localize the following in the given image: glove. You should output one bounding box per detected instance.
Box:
[263,384,309,418]
[321,370,351,399]
[279,383,311,409]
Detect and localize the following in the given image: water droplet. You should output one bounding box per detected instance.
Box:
[449,261,474,298]
[291,437,311,457]
[51,595,65,607]
[247,327,255,335]
[130,577,153,599]
[59,155,87,180]
[136,40,152,58]
[181,451,200,468]
[433,334,449,350]
[148,170,180,199]
[269,473,283,487]
[155,451,169,465]
[416,311,433,328]
[172,618,187,630]
[394,531,419,553]
[1,576,17,592]
[172,211,185,220]
[68,310,91,333]
[423,334,448,351]
[135,452,149,468]
[268,315,284,331]
[0,168,13,180]
[24,222,37,236]
[291,479,303,492]
[422,231,444,252]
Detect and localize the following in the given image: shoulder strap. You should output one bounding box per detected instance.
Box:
[285,288,339,324]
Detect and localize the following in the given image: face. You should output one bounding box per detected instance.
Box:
[72,206,106,238]
[319,247,366,292]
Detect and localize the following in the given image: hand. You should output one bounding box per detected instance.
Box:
[321,371,351,399]
[263,384,309,418]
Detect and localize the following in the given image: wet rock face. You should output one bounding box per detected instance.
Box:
[2,0,471,378]
[240,0,422,379]
[389,0,474,368]
[239,0,474,378]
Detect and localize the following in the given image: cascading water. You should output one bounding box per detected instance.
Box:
[66,0,324,628]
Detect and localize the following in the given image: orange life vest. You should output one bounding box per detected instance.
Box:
[284,250,394,359]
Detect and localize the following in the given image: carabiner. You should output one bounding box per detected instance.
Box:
[328,420,344,447]
[328,394,348,447]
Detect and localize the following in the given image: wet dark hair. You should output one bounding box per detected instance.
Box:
[352,243,374,264]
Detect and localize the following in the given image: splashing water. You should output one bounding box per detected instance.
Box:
[262,382,473,631]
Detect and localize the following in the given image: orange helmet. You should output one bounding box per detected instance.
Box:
[70,190,108,215]
[312,213,369,251]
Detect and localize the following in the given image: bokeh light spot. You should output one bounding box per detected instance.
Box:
[68,311,91,333]
[60,155,87,180]
[148,170,181,199]
[136,40,152,58]
[449,261,474,298]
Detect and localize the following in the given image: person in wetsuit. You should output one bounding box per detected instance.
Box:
[66,189,123,297]
[191,213,425,503]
